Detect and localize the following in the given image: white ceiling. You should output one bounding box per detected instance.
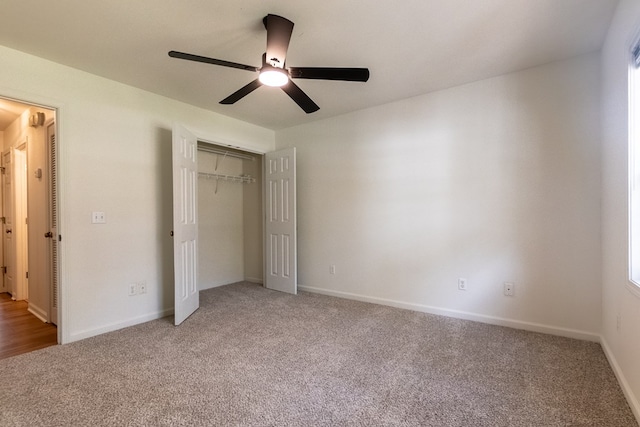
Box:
[0,0,618,130]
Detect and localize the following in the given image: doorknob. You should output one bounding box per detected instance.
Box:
[5,229,11,234]
[44,231,53,238]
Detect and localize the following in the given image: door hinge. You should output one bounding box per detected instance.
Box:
[58,234,62,242]
[1,266,6,274]
[0,217,5,224]
[26,271,28,279]
[0,166,5,174]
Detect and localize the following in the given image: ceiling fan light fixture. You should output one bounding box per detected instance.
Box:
[168,14,369,113]
[259,66,289,87]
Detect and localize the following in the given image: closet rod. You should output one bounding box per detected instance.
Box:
[198,172,255,183]
[197,142,255,161]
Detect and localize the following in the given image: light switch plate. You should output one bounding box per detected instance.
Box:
[91,211,106,224]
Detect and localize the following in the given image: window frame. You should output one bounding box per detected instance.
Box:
[628,34,640,297]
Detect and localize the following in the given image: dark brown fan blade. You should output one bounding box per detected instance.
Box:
[281,80,319,113]
[289,67,370,82]
[169,51,258,72]
[264,14,294,68]
[220,79,262,104]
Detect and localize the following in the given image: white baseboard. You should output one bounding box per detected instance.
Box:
[200,277,261,291]
[298,285,600,342]
[199,282,227,291]
[68,308,174,343]
[27,303,48,323]
[600,337,640,423]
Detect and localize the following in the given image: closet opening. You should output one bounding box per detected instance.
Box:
[196,141,263,290]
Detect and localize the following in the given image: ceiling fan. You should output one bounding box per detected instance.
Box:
[168,14,370,114]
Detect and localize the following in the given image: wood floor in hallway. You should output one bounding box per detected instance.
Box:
[0,292,57,359]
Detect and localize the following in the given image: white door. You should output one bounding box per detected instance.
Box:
[172,124,199,325]
[2,149,15,298]
[264,147,297,294]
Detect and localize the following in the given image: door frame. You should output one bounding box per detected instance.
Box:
[2,147,16,299]
[0,93,65,344]
[175,128,296,301]
[14,143,29,302]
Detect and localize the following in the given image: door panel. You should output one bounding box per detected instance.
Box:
[264,147,297,294]
[172,124,199,325]
[47,122,58,325]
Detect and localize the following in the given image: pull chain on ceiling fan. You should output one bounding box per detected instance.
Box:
[169,14,370,113]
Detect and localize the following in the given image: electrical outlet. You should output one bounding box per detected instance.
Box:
[330,265,336,275]
[138,281,147,294]
[128,283,137,296]
[458,278,467,291]
[504,282,515,297]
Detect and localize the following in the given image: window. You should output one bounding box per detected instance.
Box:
[629,39,640,289]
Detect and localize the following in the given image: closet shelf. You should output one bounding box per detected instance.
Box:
[198,172,255,184]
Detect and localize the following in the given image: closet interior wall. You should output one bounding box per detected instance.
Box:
[197,147,263,290]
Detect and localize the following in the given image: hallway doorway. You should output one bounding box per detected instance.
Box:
[0,97,59,354]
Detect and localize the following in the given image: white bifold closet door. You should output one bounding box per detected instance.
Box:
[172,124,199,325]
[264,147,297,295]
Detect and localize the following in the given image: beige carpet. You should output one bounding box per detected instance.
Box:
[0,282,636,426]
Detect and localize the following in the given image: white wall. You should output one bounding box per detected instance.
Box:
[2,109,24,147]
[277,53,602,339]
[0,45,275,343]
[601,0,640,419]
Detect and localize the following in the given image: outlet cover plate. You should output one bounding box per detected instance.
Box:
[504,282,515,297]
